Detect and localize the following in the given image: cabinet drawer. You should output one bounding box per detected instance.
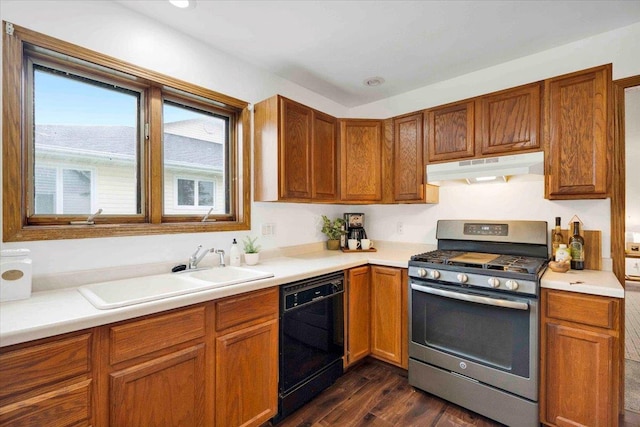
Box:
[0,333,91,400]
[110,306,205,365]
[216,287,278,333]
[545,290,618,329]
[0,379,92,427]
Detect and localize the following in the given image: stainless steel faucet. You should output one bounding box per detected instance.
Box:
[215,249,226,267]
[189,245,214,269]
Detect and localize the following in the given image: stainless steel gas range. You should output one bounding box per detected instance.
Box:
[408,220,549,427]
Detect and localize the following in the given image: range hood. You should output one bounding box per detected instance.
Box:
[426,151,544,183]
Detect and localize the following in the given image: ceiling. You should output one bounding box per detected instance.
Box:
[115,0,640,107]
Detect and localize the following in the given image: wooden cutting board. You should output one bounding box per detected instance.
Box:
[557,229,602,270]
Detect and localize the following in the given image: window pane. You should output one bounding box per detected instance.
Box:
[34,167,56,214]
[198,181,214,206]
[62,169,91,214]
[177,179,195,206]
[163,101,228,215]
[33,65,141,215]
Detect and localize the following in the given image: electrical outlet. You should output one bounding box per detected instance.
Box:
[261,223,275,236]
[397,222,404,235]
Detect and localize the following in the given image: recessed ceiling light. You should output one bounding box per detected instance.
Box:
[169,0,195,9]
[363,77,385,87]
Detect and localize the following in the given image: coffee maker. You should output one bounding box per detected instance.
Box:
[343,213,368,248]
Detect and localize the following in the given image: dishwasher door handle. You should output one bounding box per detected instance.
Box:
[411,283,529,311]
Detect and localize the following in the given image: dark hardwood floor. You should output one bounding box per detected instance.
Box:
[269,358,640,427]
[270,359,502,427]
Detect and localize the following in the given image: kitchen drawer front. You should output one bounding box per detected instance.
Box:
[0,379,92,427]
[545,289,618,330]
[216,287,278,333]
[0,333,92,400]
[110,306,206,365]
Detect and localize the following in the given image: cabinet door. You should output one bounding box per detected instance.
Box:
[340,120,383,201]
[426,100,475,162]
[312,111,338,201]
[477,82,541,155]
[370,266,406,367]
[394,113,425,202]
[0,332,93,427]
[110,344,206,427]
[346,266,371,366]
[543,323,614,427]
[546,65,611,199]
[215,320,278,427]
[280,97,313,200]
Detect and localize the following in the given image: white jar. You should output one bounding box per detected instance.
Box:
[1,249,32,302]
[555,244,571,264]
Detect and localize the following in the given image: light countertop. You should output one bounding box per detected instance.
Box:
[0,242,432,348]
[1,242,626,348]
[541,269,624,298]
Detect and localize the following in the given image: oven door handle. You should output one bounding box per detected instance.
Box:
[411,283,529,311]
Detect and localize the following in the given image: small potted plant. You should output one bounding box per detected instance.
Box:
[321,215,346,250]
[242,235,261,265]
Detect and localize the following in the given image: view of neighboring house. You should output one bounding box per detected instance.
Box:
[33,118,227,216]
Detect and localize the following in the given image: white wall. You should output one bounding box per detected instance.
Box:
[1,1,635,277]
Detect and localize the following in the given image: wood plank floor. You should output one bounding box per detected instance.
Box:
[269,358,640,427]
[270,359,502,427]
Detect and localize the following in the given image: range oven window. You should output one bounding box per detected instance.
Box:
[412,285,531,378]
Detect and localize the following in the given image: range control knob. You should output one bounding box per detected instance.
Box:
[505,280,519,290]
[418,268,428,278]
[457,273,468,283]
[488,277,500,288]
[429,270,441,279]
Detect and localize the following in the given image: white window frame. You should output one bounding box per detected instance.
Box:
[34,163,96,214]
[174,176,216,210]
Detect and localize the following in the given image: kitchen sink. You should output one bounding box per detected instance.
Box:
[78,267,274,310]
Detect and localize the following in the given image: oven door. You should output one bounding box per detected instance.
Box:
[409,279,538,401]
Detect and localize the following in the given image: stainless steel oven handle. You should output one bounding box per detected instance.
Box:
[411,283,529,311]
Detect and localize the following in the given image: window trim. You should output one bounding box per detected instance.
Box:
[2,21,251,241]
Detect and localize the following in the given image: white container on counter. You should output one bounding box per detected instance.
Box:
[1,249,32,302]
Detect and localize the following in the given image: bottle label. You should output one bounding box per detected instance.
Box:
[569,241,584,261]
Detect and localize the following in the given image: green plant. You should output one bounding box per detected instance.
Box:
[321,215,346,240]
[242,235,261,253]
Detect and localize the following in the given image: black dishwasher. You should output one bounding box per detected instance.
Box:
[274,271,345,423]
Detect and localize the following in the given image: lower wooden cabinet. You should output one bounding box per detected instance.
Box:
[214,288,278,427]
[540,289,621,427]
[0,331,95,427]
[110,344,206,426]
[345,265,371,367]
[370,266,408,368]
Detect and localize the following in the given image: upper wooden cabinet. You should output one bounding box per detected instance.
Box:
[340,119,383,202]
[425,100,475,162]
[254,95,338,202]
[393,113,427,202]
[476,82,542,156]
[545,64,611,199]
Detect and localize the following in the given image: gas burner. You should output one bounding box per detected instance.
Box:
[486,255,548,274]
[410,250,464,264]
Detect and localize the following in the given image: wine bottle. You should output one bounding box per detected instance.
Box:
[551,216,563,257]
[569,221,585,270]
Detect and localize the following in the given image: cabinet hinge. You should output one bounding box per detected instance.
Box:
[144,123,149,140]
[5,22,14,36]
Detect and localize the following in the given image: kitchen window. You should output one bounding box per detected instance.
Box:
[2,22,250,241]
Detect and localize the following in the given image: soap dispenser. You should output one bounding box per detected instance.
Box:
[230,239,241,266]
